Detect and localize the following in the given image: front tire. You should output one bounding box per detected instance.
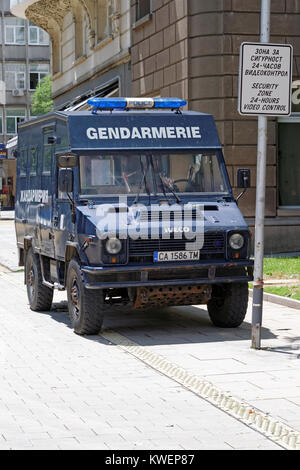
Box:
[25,248,54,311]
[66,259,105,335]
[207,283,248,328]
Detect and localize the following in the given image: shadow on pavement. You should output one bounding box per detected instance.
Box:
[47,299,276,346]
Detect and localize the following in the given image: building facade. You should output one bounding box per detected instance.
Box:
[10,0,300,253]
[130,0,300,254]
[0,0,50,209]
[11,0,131,110]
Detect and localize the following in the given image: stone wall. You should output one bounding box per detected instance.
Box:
[188,0,300,219]
[130,0,300,224]
[131,0,189,99]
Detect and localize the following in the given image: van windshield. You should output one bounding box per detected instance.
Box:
[79,153,230,196]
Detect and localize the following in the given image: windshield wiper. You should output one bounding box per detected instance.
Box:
[133,156,151,206]
[164,178,182,204]
[152,155,182,204]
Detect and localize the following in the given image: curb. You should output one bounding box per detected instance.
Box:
[0,211,14,221]
[249,289,300,310]
[0,263,22,273]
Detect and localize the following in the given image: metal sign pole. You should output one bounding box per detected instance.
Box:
[251,0,271,349]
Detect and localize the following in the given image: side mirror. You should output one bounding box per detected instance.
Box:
[56,152,78,168]
[237,168,251,189]
[58,168,73,193]
[236,169,250,203]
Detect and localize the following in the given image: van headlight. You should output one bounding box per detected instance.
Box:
[229,233,244,250]
[105,238,122,254]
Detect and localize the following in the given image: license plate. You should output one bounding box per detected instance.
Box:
[153,250,200,262]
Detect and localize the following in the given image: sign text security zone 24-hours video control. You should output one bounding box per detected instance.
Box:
[238,42,293,116]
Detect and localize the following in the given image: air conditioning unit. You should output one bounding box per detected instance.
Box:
[12,89,24,97]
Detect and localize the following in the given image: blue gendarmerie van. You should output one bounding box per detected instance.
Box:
[15,97,253,335]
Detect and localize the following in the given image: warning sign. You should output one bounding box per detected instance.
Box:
[238,42,293,116]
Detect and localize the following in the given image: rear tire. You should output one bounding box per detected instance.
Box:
[66,259,105,335]
[207,283,248,328]
[25,248,54,311]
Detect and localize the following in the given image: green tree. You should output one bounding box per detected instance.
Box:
[31,75,54,116]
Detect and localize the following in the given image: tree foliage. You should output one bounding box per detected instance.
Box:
[31,75,54,116]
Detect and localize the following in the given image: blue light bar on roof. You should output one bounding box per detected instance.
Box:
[87,97,187,113]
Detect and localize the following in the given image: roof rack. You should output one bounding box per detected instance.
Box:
[87,97,187,114]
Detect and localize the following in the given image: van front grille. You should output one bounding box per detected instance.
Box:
[138,206,218,222]
[129,231,225,260]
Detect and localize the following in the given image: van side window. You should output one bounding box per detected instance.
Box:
[43,129,53,174]
[30,147,38,175]
[57,168,69,200]
[19,148,27,176]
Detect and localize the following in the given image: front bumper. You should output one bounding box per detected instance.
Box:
[81,259,254,290]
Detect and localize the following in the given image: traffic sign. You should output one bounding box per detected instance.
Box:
[238,42,293,116]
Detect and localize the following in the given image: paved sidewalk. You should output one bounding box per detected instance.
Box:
[0,219,19,271]
[0,269,283,450]
[105,301,300,434]
[0,218,299,449]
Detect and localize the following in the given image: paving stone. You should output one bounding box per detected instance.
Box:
[0,231,298,449]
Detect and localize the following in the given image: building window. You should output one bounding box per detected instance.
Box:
[43,128,54,173]
[72,0,86,60]
[29,23,49,45]
[52,38,61,75]
[5,64,26,91]
[29,64,50,90]
[19,148,28,176]
[96,0,112,42]
[0,80,4,106]
[292,80,300,113]
[278,118,300,208]
[63,79,119,111]
[5,18,25,45]
[82,15,88,57]
[136,0,151,21]
[0,109,3,134]
[30,147,38,175]
[6,109,26,135]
